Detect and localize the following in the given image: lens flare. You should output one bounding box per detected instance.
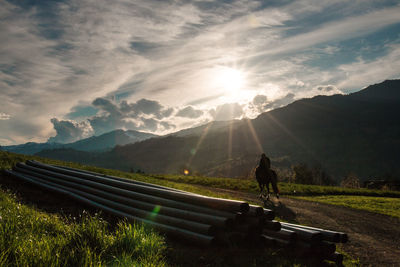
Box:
[183,169,190,175]
[148,205,161,220]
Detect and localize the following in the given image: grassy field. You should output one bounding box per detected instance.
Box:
[0,189,166,267]
[294,195,400,219]
[148,174,400,197]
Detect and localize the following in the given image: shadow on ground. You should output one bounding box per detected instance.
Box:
[262,198,298,223]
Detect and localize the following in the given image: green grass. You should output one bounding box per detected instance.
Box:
[148,174,400,197]
[294,195,400,219]
[0,188,166,267]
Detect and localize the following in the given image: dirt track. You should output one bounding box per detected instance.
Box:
[208,187,400,266]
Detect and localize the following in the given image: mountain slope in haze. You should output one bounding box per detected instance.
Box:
[1,142,64,156]
[1,129,157,154]
[66,129,158,152]
[37,80,400,181]
[169,120,242,137]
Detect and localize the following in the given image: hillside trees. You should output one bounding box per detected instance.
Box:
[292,163,335,185]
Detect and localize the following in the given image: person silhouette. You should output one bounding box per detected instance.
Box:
[259,153,270,170]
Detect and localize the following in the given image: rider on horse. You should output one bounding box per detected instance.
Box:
[256,153,279,200]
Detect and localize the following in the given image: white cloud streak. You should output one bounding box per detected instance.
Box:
[0,113,11,120]
[1,0,399,144]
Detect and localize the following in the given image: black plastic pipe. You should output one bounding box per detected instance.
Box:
[15,165,233,229]
[279,224,322,243]
[14,168,218,236]
[263,220,281,231]
[17,163,241,221]
[5,170,215,246]
[263,229,297,243]
[50,163,191,194]
[263,208,275,220]
[261,235,291,247]
[281,222,345,243]
[27,160,249,213]
[260,235,278,247]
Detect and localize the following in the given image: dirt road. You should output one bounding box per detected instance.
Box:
[208,187,400,266]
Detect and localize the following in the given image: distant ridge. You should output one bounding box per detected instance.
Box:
[1,129,157,155]
[349,79,400,101]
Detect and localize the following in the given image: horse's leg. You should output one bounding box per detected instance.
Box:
[266,182,270,200]
[258,182,264,198]
[262,183,267,198]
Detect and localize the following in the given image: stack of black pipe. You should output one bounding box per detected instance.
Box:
[262,222,347,264]
[5,160,347,264]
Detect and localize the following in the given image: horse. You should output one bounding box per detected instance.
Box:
[255,166,280,200]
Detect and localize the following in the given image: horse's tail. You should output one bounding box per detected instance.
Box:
[271,170,280,194]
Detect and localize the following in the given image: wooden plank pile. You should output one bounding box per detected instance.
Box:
[5,160,347,264]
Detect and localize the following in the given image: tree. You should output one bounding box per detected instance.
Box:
[312,164,335,186]
[292,163,314,184]
[292,163,335,185]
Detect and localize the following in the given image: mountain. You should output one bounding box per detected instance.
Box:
[0,142,64,155]
[169,120,242,137]
[1,129,157,155]
[37,80,400,181]
[65,129,158,152]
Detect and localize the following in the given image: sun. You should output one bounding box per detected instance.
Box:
[216,67,246,94]
[219,68,245,93]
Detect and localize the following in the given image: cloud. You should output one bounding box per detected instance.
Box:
[264,93,296,110]
[92,98,122,117]
[246,93,297,116]
[1,0,400,145]
[119,98,174,119]
[0,113,11,120]
[253,95,268,106]
[245,5,400,59]
[336,44,400,90]
[66,104,98,120]
[86,97,176,135]
[314,85,342,94]
[176,106,204,118]
[160,121,176,131]
[210,103,244,121]
[47,118,93,143]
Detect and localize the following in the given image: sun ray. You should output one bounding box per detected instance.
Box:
[228,121,233,160]
[185,121,214,171]
[263,112,318,161]
[245,119,263,154]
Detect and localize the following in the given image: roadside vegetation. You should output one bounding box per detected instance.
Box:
[295,195,400,219]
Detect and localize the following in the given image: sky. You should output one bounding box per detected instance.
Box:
[1,0,400,145]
